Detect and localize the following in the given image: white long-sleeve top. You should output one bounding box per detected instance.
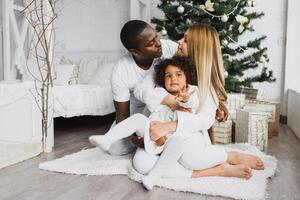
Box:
[144,85,202,154]
[134,76,219,137]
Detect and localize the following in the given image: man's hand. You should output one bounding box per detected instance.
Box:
[130,134,144,148]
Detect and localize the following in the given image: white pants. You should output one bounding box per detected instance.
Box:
[107,107,149,156]
[133,133,227,178]
[107,113,164,155]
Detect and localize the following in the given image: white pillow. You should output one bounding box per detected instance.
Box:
[79,58,98,84]
[53,64,75,85]
[88,62,115,86]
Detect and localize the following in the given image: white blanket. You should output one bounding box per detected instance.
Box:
[39,143,277,200]
[52,84,115,118]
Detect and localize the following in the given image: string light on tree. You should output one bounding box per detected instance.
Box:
[177,5,185,14]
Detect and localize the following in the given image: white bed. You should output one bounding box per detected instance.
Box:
[53,84,115,118]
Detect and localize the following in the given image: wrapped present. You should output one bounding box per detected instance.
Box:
[241,87,258,99]
[245,99,281,138]
[228,109,237,121]
[215,136,232,144]
[243,104,275,122]
[235,109,268,152]
[213,120,232,144]
[226,93,246,110]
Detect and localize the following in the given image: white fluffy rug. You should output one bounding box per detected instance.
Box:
[39,143,277,200]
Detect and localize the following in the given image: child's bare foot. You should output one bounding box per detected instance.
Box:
[228,151,265,170]
[219,163,252,179]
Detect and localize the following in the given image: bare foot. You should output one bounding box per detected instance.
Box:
[228,151,265,170]
[219,163,252,179]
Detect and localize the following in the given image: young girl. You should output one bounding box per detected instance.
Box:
[89,56,199,155]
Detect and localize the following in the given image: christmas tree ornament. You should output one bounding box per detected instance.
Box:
[204,0,215,12]
[170,1,179,6]
[161,28,167,36]
[236,15,249,33]
[222,39,228,45]
[177,5,185,14]
[199,5,206,10]
[224,71,229,78]
[247,0,253,7]
[258,44,263,49]
[221,14,228,22]
[186,18,192,25]
[186,1,193,6]
[259,56,266,63]
[251,1,256,7]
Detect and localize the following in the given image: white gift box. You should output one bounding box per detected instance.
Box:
[243,104,276,122]
[226,93,246,110]
[213,120,232,133]
[214,120,232,144]
[228,109,237,121]
[215,136,232,144]
[235,109,268,152]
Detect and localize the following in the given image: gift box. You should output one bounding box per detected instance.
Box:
[213,120,232,144]
[240,87,258,99]
[226,93,246,110]
[228,109,237,122]
[235,109,268,152]
[245,99,281,138]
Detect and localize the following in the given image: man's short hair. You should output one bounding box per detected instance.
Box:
[120,20,149,50]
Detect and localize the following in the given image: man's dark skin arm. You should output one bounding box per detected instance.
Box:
[113,100,144,148]
[114,100,130,124]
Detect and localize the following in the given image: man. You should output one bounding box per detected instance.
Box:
[108,20,178,155]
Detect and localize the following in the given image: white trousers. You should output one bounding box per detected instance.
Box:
[107,113,165,155]
[133,132,228,178]
[106,113,227,178]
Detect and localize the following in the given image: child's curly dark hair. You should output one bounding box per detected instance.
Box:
[155,56,197,89]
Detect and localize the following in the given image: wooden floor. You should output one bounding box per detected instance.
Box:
[1,115,300,200]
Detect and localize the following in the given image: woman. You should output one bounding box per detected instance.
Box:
[133,24,265,190]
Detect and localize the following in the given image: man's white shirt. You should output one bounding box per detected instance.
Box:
[111,39,178,115]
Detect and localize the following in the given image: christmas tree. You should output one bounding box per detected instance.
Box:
[152,0,276,92]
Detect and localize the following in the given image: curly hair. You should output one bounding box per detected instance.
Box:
[154,56,197,89]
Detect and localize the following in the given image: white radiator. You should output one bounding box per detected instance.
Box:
[287,89,300,140]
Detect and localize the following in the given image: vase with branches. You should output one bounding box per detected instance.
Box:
[22,0,57,152]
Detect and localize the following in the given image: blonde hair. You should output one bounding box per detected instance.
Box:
[187,24,227,115]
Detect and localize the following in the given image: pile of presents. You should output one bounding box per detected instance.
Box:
[213,87,280,152]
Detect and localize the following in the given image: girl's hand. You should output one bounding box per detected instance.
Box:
[176,85,195,103]
[176,84,189,102]
[161,94,187,111]
[149,121,172,141]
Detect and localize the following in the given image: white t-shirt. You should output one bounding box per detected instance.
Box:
[111,39,178,115]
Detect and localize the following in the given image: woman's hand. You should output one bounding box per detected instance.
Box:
[149,121,177,141]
